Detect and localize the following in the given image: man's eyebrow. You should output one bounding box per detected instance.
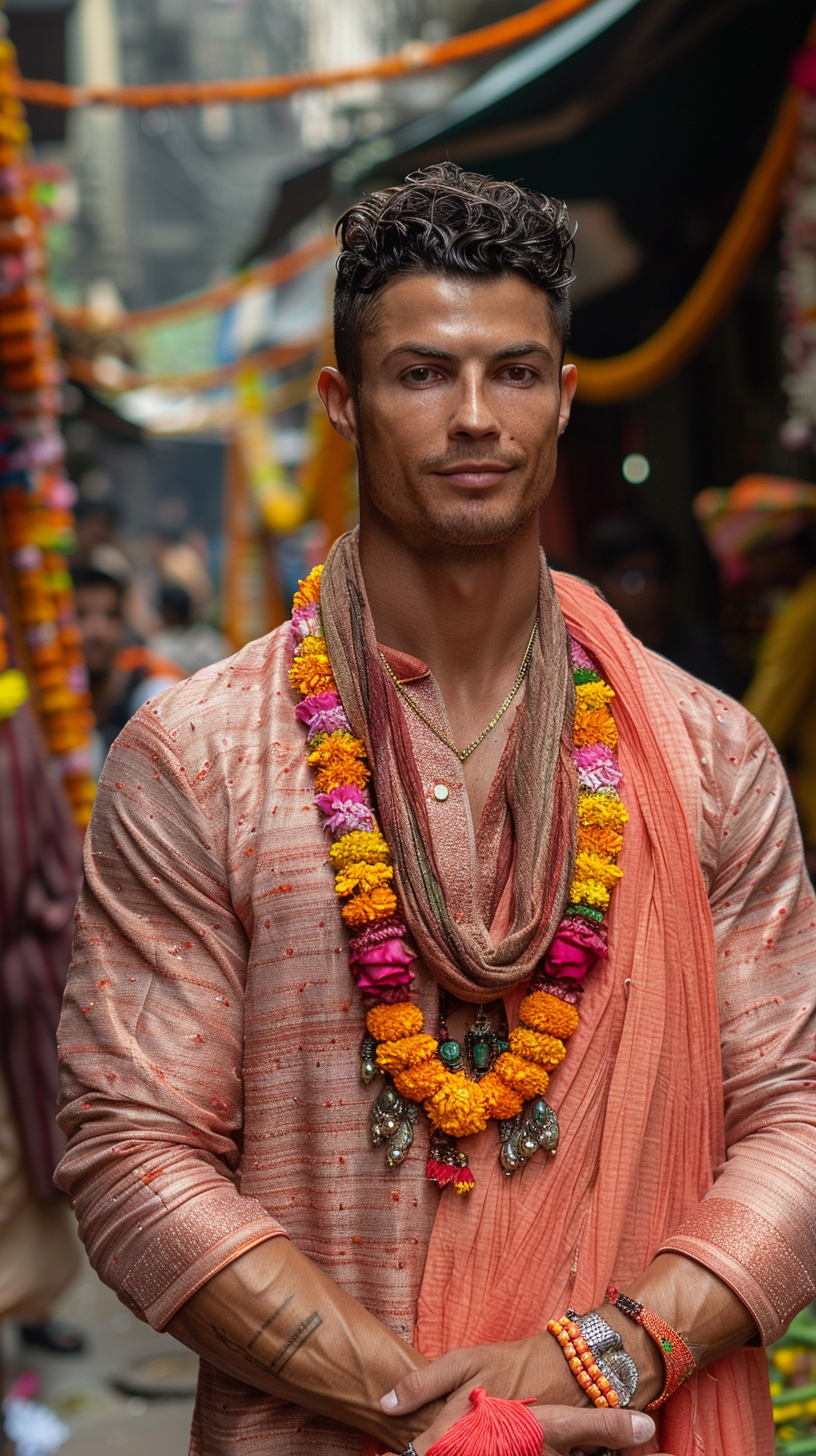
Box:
[383,341,554,365]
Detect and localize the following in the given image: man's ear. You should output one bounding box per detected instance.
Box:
[558,362,578,436]
[318,367,359,448]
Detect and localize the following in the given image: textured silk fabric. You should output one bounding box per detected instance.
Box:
[56,569,816,1456]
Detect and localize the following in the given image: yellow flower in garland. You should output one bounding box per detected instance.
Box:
[519,991,580,1040]
[574,851,624,890]
[292,564,323,610]
[0,668,29,720]
[424,1074,490,1138]
[570,878,611,909]
[574,706,618,749]
[376,1033,439,1073]
[333,860,393,897]
[367,1002,424,1041]
[575,680,615,712]
[329,829,391,870]
[308,732,369,792]
[578,792,628,829]
[494,1052,550,1099]
[509,1026,567,1070]
[394,1061,448,1100]
[343,886,398,925]
[578,823,624,857]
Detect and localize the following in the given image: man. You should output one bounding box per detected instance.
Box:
[72,565,180,773]
[56,166,816,1456]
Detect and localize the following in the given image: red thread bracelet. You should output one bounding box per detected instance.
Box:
[606,1286,696,1411]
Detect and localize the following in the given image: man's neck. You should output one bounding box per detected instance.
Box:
[358,515,541,695]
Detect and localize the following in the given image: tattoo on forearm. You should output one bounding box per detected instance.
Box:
[268,1311,323,1376]
[247,1295,294,1351]
[209,1308,323,1382]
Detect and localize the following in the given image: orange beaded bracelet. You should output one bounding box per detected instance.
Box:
[546,1315,621,1408]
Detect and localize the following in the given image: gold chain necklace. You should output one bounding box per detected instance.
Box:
[379,620,538,762]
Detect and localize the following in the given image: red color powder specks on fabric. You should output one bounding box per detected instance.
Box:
[426,1388,543,1456]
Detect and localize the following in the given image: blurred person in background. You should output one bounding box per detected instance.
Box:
[149,580,231,678]
[0,689,83,1358]
[696,475,816,867]
[73,566,181,776]
[70,497,131,589]
[587,514,740,694]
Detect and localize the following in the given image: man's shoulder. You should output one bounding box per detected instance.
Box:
[121,621,294,754]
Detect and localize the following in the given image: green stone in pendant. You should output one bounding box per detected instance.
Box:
[439,1039,464,1071]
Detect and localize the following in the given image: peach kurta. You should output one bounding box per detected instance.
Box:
[56,580,816,1455]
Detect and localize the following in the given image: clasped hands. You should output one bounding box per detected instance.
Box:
[379,1331,670,1456]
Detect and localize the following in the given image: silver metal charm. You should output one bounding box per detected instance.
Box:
[498,1096,560,1175]
[370,1082,417,1167]
[359,1030,379,1085]
[566,1308,639,1408]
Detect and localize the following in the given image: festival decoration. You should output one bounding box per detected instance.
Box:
[0,34,95,826]
[779,46,816,450]
[289,565,626,1192]
[12,0,605,111]
[0,606,27,717]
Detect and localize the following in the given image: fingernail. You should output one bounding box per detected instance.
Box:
[631,1413,655,1442]
[380,1390,399,1412]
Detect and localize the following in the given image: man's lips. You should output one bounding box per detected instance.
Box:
[434,464,515,489]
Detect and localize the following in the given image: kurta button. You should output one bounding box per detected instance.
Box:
[433,782,450,802]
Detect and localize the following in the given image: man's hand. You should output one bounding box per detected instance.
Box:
[385,1401,665,1455]
[380,1333,580,1418]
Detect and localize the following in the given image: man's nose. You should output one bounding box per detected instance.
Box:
[449,371,500,437]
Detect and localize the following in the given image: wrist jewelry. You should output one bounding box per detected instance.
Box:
[606,1287,696,1411]
[399,1445,419,1456]
[546,1314,621,1407]
[565,1308,639,1408]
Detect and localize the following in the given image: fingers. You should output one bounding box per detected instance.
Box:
[535,1405,656,1451]
[381,1351,477,1415]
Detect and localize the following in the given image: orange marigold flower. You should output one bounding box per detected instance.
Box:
[574,706,618,749]
[334,860,394,897]
[342,885,398,925]
[519,991,580,1040]
[329,829,390,870]
[367,1002,423,1041]
[376,1033,438,1074]
[509,1026,566,1070]
[494,1052,550,1100]
[424,1073,490,1139]
[289,653,336,697]
[394,1060,448,1100]
[292,564,323,610]
[480,1071,524,1120]
[578,823,623,857]
[308,732,369,793]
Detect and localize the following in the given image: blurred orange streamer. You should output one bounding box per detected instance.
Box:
[571,77,807,401]
[301,406,358,551]
[53,233,335,334]
[65,336,320,394]
[15,0,600,109]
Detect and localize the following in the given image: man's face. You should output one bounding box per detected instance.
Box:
[75,582,123,674]
[322,271,576,551]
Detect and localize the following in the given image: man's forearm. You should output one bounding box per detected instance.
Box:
[167,1236,441,1446]
[606,1252,759,1405]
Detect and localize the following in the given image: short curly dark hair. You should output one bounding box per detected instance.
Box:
[334,162,575,389]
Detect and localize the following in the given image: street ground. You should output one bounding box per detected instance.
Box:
[2,1240,195,1455]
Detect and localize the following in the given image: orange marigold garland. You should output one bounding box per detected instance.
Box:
[290,568,626,1193]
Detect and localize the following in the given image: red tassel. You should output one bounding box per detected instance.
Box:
[426,1386,543,1456]
[425,1158,459,1187]
[452,1164,475,1195]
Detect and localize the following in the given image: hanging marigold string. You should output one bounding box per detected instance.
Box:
[289,565,626,1193]
[13,0,604,110]
[0,36,96,827]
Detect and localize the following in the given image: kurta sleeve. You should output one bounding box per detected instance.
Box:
[660,709,816,1343]
[55,706,285,1331]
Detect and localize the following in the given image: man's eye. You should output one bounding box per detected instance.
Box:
[403,367,440,384]
[501,365,536,383]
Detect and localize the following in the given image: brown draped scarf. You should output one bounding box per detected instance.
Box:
[320,530,577,1002]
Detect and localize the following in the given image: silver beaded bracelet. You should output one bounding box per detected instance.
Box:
[566,1307,639,1408]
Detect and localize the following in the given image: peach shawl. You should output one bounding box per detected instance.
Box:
[397,574,773,1456]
